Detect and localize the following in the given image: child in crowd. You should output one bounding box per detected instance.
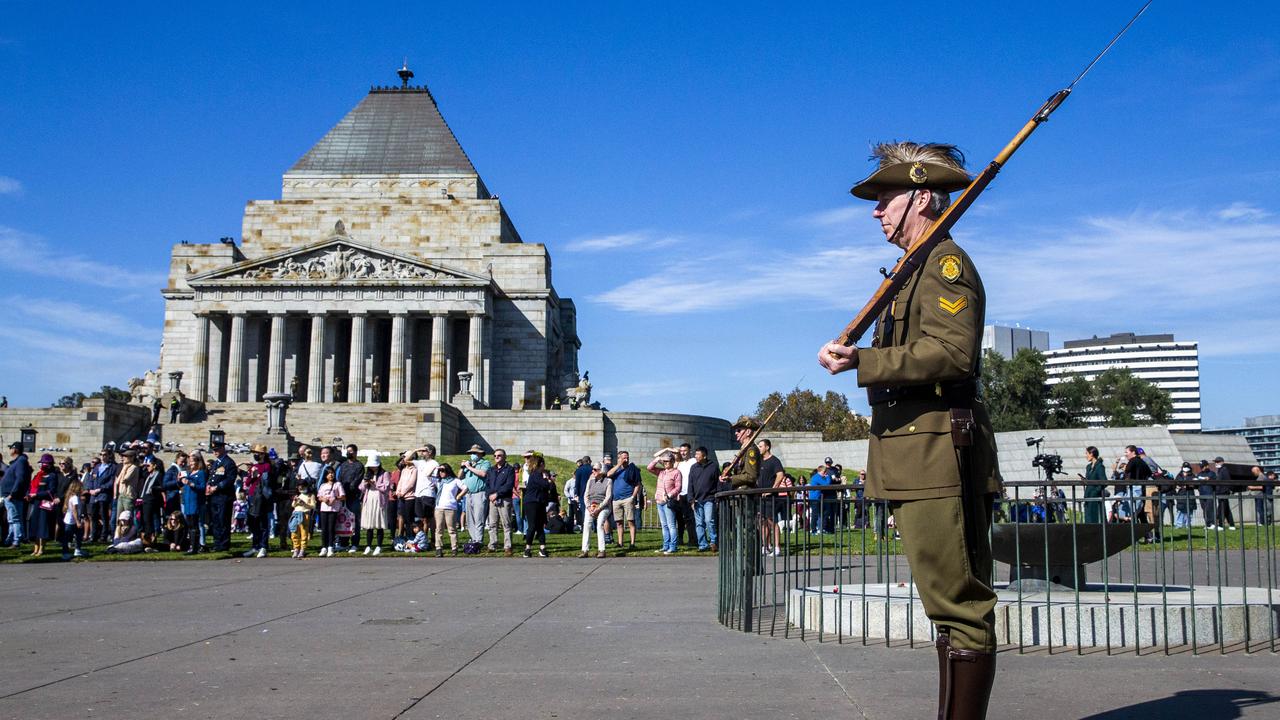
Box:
[61,478,85,560]
[397,520,430,552]
[232,491,248,533]
[290,482,316,558]
[106,511,146,554]
[163,512,188,553]
[317,468,345,557]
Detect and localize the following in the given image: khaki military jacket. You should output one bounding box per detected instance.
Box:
[856,237,1002,501]
[728,445,762,489]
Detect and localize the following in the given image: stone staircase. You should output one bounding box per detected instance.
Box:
[157,402,426,454]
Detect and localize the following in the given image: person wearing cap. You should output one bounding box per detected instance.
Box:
[242,444,273,558]
[206,441,238,552]
[24,453,61,556]
[2,440,33,548]
[359,454,392,555]
[113,451,142,532]
[459,444,491,544]
[816,142,1000,717]
[1212,456,1237,530]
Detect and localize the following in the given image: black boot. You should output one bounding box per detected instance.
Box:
[936,632,950,719]
[939,638,996,720]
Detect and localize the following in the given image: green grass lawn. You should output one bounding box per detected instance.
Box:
[0,526,700,563]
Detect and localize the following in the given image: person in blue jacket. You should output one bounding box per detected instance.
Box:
[181,453,208,554]
[162,452,188,521]
[2,441,33,547]
[85,450,119,542]
[206,443,238,552]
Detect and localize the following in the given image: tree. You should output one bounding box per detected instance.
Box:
[981,349,1052,432]
[50,385,131,409]
[1046,376,1091,429]
[1091,368,1172,427]
[52,392,88,409]
[90,385,132,403]
[752,388,870,442]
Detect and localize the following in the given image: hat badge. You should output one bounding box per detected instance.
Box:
[908,162,928,184]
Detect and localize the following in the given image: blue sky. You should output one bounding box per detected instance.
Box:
[1,1,1277,427]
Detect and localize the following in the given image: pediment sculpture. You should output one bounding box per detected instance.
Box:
[244,244,439,281]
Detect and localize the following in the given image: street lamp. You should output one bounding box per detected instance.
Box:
[209,427,225,447]
[20,425,37,453]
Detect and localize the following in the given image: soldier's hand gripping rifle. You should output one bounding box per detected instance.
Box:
[829,2,1152,351]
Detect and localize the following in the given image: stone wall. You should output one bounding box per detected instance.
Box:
[717,427,1260,483]
[605,412,734,461]
[0,400,151,455]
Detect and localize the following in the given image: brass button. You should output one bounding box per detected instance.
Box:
[908,425,916,432]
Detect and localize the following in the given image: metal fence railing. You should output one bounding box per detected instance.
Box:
[716,481,1278,654]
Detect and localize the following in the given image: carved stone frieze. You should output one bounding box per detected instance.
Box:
[242,244,439,281]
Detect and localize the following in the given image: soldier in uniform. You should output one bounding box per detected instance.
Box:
[818,142,1001,719]
[723,415,762,489]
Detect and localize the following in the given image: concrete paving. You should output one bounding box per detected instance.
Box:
[0,558,1277,719]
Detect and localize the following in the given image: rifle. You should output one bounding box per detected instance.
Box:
[833,2,1152,348]
[720,398,786,480]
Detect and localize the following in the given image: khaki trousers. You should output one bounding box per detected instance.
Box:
[892,494,997,653]
[487,500,513,549]
[434,508,458,550]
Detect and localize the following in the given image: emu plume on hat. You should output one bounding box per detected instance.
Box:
[849,141,972,200]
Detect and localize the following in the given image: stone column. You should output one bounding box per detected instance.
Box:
[389,313,407,404]
[348,312,367,403]
[429,313,449,401]
[467,314,485,407]
[226,313,247,402]
[267,313,286,395]
[192,314,210,402]
[307,313,326,403]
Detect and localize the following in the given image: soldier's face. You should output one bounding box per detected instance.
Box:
[872,189,929,249]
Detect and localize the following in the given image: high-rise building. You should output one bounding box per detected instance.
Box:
[982,325,1050,359]
[1204,415,1280,472]
[1043,332,1201,431]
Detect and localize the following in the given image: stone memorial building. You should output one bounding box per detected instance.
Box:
[158,69,580,410]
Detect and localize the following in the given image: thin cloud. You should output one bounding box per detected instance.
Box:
[565,230,680,252]
[0,225,168,288]
[1216,202,1268,221]
[0,176,22,195]
[4,297,157,339]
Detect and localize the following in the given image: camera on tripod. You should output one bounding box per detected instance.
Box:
[1026,436,1063,478]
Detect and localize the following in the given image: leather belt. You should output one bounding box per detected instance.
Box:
[867,380,978,408]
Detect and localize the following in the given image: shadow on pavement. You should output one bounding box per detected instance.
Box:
[1079,689,1279,719]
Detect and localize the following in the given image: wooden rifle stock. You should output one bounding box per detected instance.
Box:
[833,88,1072,347]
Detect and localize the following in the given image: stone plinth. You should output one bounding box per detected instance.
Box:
[787,583,1280,649]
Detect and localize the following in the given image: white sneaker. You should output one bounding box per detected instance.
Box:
[347,545,357,554]
[372,546,381,556]
[256,548,267,558]
[242,549,257,558]
[321,547,331,557]
[363,546,373,555]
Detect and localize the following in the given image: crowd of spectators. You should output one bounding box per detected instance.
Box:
[2,436,1273,563]
[0,438,739,561]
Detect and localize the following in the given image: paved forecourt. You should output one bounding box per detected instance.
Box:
[1,559,1278,719]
